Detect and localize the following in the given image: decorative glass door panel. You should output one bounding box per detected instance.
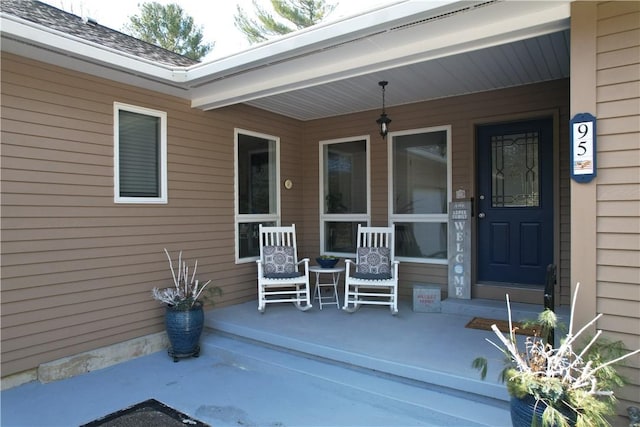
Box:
[491,132,539,208]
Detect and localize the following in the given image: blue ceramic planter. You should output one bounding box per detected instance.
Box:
[165,302,204,362]
[511,395,575,427]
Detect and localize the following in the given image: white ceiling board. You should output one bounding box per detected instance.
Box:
[244,30,571,121]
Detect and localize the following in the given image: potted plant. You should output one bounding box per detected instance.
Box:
[473,283,640,427]
[152,248,221,362]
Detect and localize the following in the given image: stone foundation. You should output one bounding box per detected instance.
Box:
[1,332,168,389]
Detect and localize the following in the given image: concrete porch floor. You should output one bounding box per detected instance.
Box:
[1,296,562,427]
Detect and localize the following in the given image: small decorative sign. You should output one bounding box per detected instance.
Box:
[570,113,597,183]
[448,200,471,299]
[413,284,441,312]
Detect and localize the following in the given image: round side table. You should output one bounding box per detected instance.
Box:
[309,265,344,309]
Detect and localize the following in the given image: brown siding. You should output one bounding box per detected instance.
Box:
[595,0,640,410]
[1,53,573,380]
[0,52,303,376]
[301,80,571,302]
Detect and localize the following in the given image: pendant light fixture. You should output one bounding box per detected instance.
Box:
[376,80,391,138]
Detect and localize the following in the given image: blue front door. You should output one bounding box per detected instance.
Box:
[477,119,554,285]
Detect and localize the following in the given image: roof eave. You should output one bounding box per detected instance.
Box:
[185,0,457,81]
[0,13,192,97]
[189,0,571,111]
[1,0,572,112]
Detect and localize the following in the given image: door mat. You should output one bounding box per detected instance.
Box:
[465,317,539,336]
[80,398,210,427]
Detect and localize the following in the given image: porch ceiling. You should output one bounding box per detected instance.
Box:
[241,30,570,121]
[187,1,572,120]
[0,0,571,121]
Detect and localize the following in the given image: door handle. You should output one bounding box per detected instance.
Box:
[478,213,486,219]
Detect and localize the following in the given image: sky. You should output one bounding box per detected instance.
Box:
[39,0,400,60]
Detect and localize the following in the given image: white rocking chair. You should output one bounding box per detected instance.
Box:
[343,225,399,315]
[256,224,312,313]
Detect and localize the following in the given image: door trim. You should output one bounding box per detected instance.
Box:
[471,110,560,302]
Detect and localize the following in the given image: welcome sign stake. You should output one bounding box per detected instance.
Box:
[448,200,471,299]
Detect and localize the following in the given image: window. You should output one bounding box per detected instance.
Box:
[320,137,369,255]
[235,129,280,262]
[114,103,167,203]
[389,126,451,263]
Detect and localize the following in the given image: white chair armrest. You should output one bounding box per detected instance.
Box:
[297,257,309,274]
[345,258,355,275]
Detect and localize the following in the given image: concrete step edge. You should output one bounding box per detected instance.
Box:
[202,328,511,427]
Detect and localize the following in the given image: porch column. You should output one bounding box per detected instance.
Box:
[569,2,597,332]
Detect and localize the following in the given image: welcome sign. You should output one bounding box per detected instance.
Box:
[448,201,471,299]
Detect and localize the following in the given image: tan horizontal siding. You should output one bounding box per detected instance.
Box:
[0,52,301,376]
[598,98,640,118]
[0,56,575,384]
[598,232,640,251]
[597,133,640,154]
[597,80,640,104]
[597,281,640,300]
[598,248,640,267]
[302,79,570,300]
[597,65,640,90]
[598,45,640,70]
[595,1,640,378]
[597,167,640,185]
[598,199,640,216]
[598,216,640,233]
[598,264,640,286]
[597,183,640,200]
[598,299,640,324]
[598,115,640,136]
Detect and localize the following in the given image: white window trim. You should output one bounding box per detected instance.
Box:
[388,125,452,265]
[319,135,371,257]
[234,128,281,264]
[113,102,168,204]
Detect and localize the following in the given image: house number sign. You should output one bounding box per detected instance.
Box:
[570,112,597,183]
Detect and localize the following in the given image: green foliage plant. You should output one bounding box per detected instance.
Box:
[123,2,213,60]
[234,0,337,44]
[472,283,640,427]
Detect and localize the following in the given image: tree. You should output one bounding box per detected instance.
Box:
[123,2,213,61]
[234,0,337,44]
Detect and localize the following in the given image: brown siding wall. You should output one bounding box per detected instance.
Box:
[1,52,572,379]
[595,0,640,410]
[0,52,303,376]
[301,80,571,302]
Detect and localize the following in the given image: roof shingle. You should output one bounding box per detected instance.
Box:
[1,0,199,67]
